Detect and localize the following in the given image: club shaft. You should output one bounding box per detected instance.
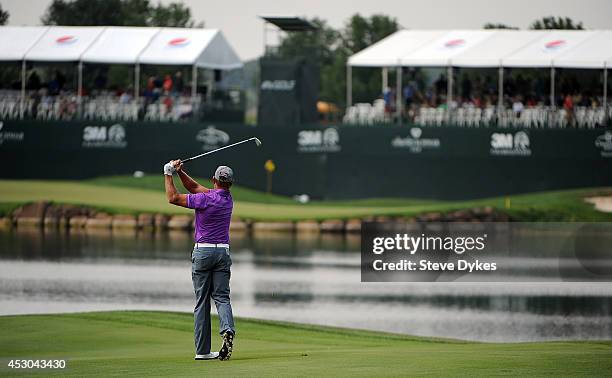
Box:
[182,138,256,163]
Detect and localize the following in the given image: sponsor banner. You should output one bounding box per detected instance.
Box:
[82,124,127,148]
[362,222,612,282]
[260,80,296,91]
[0,121,25,146]
[490,131,531,156]
[595,131,612,158]
[196,125,230,151]
[391,127,441,153]
[297,127,341,153]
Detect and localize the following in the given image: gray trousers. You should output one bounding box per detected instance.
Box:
[191,246,236,355]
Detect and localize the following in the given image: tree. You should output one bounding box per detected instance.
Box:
[0,3,9,25]
[530,16,584,30]
[41,0,198,27]
[275,18,339,67]
[275,14,398,106]
[483,23,518,30]
[149,2,196,27]
[340,14,399,105]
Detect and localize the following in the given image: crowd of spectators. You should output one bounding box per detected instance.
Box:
[347,70,610,128]
[0,69,198,121]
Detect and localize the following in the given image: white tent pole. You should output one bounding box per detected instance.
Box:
[134,63,140,100]
[382,67,388,93]
[191,65,198,111]
[396,65,402,126]
[77,61,83,117]
[447,65,453,124]
[603,63,608,121]
[550,65,555,127]
[346,65,352,109]
[20,60,26,119]
[498,65,504,119]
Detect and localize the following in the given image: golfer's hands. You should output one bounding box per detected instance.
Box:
[163,162,176,176]
[171,159,184,173]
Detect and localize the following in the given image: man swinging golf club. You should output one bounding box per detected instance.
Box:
[164,160,236,361]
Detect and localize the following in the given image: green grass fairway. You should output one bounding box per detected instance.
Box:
[0,311,610,377]
[1,177,612,221]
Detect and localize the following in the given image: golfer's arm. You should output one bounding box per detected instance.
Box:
[165,175,188,207]
[177,170,209,193]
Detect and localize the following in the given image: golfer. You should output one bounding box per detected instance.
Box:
[164,160,236,361]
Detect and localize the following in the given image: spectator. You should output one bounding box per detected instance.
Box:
[174,71,184,94]
[163,74,173,94]
[119,90,132,104]
[26,71,41,91]
[512,97,524,118]
[563,94,574,124]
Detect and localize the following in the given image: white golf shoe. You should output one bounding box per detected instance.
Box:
[194,352,219,360]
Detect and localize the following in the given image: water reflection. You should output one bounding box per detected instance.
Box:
[0,227,611,342]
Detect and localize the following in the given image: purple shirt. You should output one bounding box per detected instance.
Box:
[186,189,233,244]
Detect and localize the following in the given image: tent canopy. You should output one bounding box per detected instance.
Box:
[348,29,612,69]
[0,26,49,61]
[81,27,161,64]
[0,26,242,69]
[348,30,445,67]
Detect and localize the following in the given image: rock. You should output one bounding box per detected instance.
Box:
[320,219,345,233]
[345,219,362,233]
[16,217,42,227]
[230,220,248,232]
[154,214,170,229]
[69,216,88,228]
[13,201,50,227]
[252,222,295,232]
[112,215,138,229]
[137,214,155,229]
[86,214,113,228]
[296,220,320,233]
[167,215,193,230]
[0,217,13,230]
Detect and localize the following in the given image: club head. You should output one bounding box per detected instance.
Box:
[253,137,262,147]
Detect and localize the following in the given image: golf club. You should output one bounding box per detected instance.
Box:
[180,137,262,163]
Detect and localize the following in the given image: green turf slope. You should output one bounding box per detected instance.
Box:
[0,311,610,377]
[1,178,612,221]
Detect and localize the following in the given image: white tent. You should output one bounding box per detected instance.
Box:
[0,25,243,116]
[24,26,106,62]
[348,30,445,67]
[346,29,612,121]
[0,26,49,61]
[81,27,161,64]
[553,30,612,68]
[502,30,597,68]
[451,31,545,68]
[137,28,242,69]
[400,30,495,67]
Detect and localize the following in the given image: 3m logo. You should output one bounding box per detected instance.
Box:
[297,128,341,153]
[490,131,530,156]
[82,124,127,148]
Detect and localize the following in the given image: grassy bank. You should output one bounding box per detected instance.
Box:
[0,311,610,376]
[0,177,611,221]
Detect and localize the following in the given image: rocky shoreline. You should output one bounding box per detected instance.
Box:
[0,201,512,233]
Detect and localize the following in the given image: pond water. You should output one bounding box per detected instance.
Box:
[1,227,611,342]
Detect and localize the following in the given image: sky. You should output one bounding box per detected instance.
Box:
[3,0,612,61]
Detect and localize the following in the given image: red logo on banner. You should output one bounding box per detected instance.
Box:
[544,40,566,50]
[56,35,77,44]
[168,37,190,46]
[444,39,465,48]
